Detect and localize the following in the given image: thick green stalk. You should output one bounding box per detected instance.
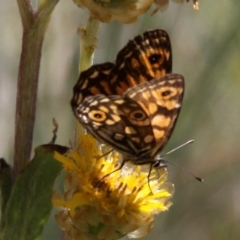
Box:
[14,0,59,177]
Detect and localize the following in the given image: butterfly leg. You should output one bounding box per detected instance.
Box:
[98,149,113,158]
[94,159,128,188]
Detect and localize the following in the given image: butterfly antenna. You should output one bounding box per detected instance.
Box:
[160,159,203,182]
[156,140,204,182]
[162,140,194,157]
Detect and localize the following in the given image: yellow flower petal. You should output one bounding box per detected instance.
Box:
[53,127,174,239]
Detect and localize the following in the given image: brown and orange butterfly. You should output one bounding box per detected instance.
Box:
[71,29,184,169]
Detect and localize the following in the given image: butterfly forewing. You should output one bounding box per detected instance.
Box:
[77,74,184,161]
[112,29,172,95]
[71,29,172,114]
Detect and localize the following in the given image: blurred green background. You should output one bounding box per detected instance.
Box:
[1,1,240,240]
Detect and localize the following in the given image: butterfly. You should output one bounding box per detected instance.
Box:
[71,29,172,116]
[76,74,184,167]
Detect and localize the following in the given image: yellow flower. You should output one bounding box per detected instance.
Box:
[52,128,174,240]
[73,0,154,23]
[153,0,199,14]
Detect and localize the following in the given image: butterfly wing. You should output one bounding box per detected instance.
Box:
[111,29,172,95]
[71,63,114,110]
[71,29,172,110]
[77,94,156,157]
[76,74,184,160]
[125,74,184,158]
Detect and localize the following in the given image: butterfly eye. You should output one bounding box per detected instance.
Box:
[149,54,161,64]
[89,110,106,122]
[129,110,146,121]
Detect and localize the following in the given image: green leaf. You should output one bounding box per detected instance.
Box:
[0,159,13,231]
[1,144,68,240]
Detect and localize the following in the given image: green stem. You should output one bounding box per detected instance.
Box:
[14,0,59,177]
[75,16,101,145]
[79,15,101,72]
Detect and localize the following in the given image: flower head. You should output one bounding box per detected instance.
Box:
[73,0,154,23]
[73,0,199,23]
[52,128,174,240]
